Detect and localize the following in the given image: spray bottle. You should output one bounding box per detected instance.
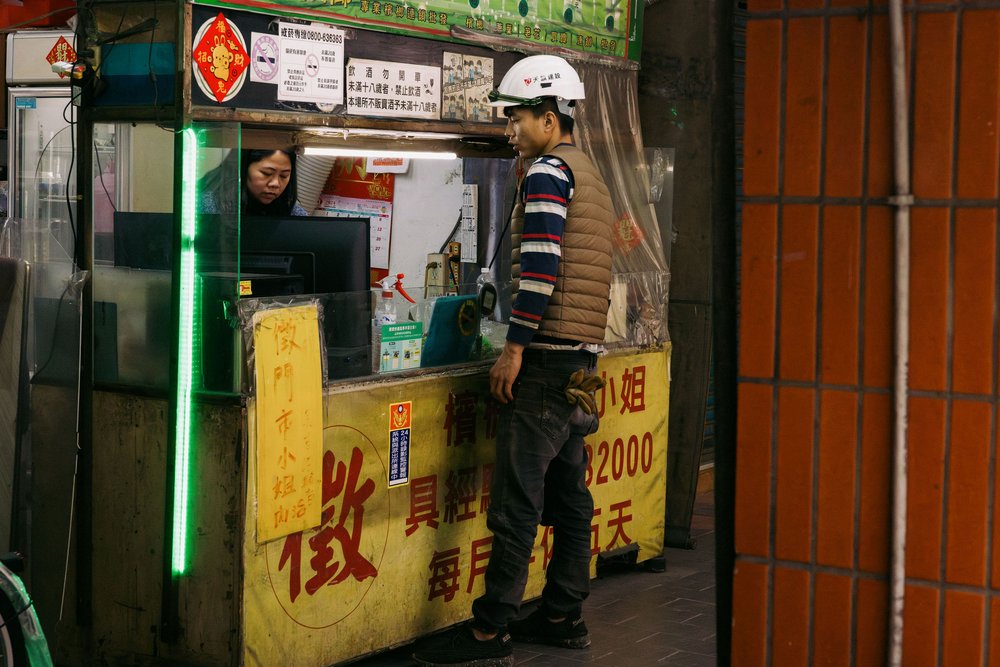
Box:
[372,273,415,372]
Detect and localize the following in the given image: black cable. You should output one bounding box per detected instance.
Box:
[62,98,78,253]
[31,279,75,381]
[486,202,514,272]
[93,141,116,214]
[31,125,76,251]
[437,208,464,254]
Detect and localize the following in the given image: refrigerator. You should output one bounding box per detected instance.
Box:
[2,29,81,639]
[5,29,77,264]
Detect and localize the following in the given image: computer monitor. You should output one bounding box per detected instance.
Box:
[239,215,370,296]
[112,212,373,386]
[113,212,371,296]
[238,215,372,381]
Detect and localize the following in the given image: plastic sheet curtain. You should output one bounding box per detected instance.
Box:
[574,63,670,347]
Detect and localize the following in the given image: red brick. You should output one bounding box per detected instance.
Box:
[903,585,940,667]
[788,0,822,9]
[913,13,957,200]
[991,427,1000,586]
[906,397,946,581]
[909,207,950,392]
[776,387,814,563]
[862,207,893,388]
[740,204,778,379]
[736,384,773,558]
[942,591,985,665]
[856,579,889,665]
[820,206,860,386]
[824,16,867,197]
[779,205,818,382]
[817,390,857,569]
[772,567,809,665]
[732,560,768,667]
[744,21,783,195]
[867,15,895,198]
[957,11,1000,199]
[859,393,891,574]
[813,572,851,666]
[953,209,996,395]
[945,401,991,586]
[784,18,824,196]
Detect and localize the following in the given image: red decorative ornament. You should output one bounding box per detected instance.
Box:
[45,36,77,79]
[192,12,249,103]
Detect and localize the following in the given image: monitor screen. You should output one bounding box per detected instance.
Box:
[113,212,371,295]
[112,212,373,384]
[239,215,370,296]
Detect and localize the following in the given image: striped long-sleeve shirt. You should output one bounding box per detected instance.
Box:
[508,153,573,346]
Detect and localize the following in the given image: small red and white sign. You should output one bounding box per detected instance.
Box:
[45,36,77,79]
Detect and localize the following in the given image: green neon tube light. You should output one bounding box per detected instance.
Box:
[171,127,199,575]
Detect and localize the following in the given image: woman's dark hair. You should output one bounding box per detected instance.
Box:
[241,148,299,216]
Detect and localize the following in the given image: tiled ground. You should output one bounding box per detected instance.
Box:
[349,492,716,666]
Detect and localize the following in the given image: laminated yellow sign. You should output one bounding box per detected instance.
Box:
[253,304,324,543]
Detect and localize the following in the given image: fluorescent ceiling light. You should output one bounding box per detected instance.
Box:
[302,146,458,160]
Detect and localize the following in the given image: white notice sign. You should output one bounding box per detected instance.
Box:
[346,58,441,120]
[277,22,344,105]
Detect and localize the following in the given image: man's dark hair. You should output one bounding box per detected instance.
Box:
[503,97,575,135]
[241,148,299,216]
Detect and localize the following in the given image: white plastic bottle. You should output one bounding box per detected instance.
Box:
[371,273,414,372]
[372,277,397,372]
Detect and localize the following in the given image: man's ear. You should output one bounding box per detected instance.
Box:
[544,110,558,131]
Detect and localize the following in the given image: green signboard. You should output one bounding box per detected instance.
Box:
[194,0,643,61]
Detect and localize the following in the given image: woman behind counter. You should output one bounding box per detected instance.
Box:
[200,148,309,216]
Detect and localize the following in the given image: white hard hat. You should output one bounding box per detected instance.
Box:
[488,55,585,116]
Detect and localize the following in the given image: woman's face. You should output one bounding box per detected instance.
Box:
[246,151,292,205]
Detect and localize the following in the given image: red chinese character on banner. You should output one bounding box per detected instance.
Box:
[405,475,440,535]
[619,365,647,415]
[305,447,377,593]
[479,463,494,514]
[597,370,615,418]
[427,547,462,602]
[443,390,478,447]
[590,507,602,556]
[483,399,500,441]
[277,446,377,603]
[606,500,633,549]
[466,536,492,593]
[443,467,478,523]
[192,13,249,103]
[45,37,77,79]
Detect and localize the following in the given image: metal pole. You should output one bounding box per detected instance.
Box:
[887,0,912,664]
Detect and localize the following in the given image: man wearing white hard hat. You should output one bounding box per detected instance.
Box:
[414,54,615,667]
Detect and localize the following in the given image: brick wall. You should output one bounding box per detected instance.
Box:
[736,1,1000,663]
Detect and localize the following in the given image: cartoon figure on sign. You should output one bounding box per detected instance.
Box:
[210,38,235,80]
[192,12,250,103]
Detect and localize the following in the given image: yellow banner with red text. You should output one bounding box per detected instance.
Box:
[242,344,670,666]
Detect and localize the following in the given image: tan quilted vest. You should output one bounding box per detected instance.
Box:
[511,143,614,343]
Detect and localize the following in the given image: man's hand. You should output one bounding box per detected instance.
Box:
[489,342,524,403]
